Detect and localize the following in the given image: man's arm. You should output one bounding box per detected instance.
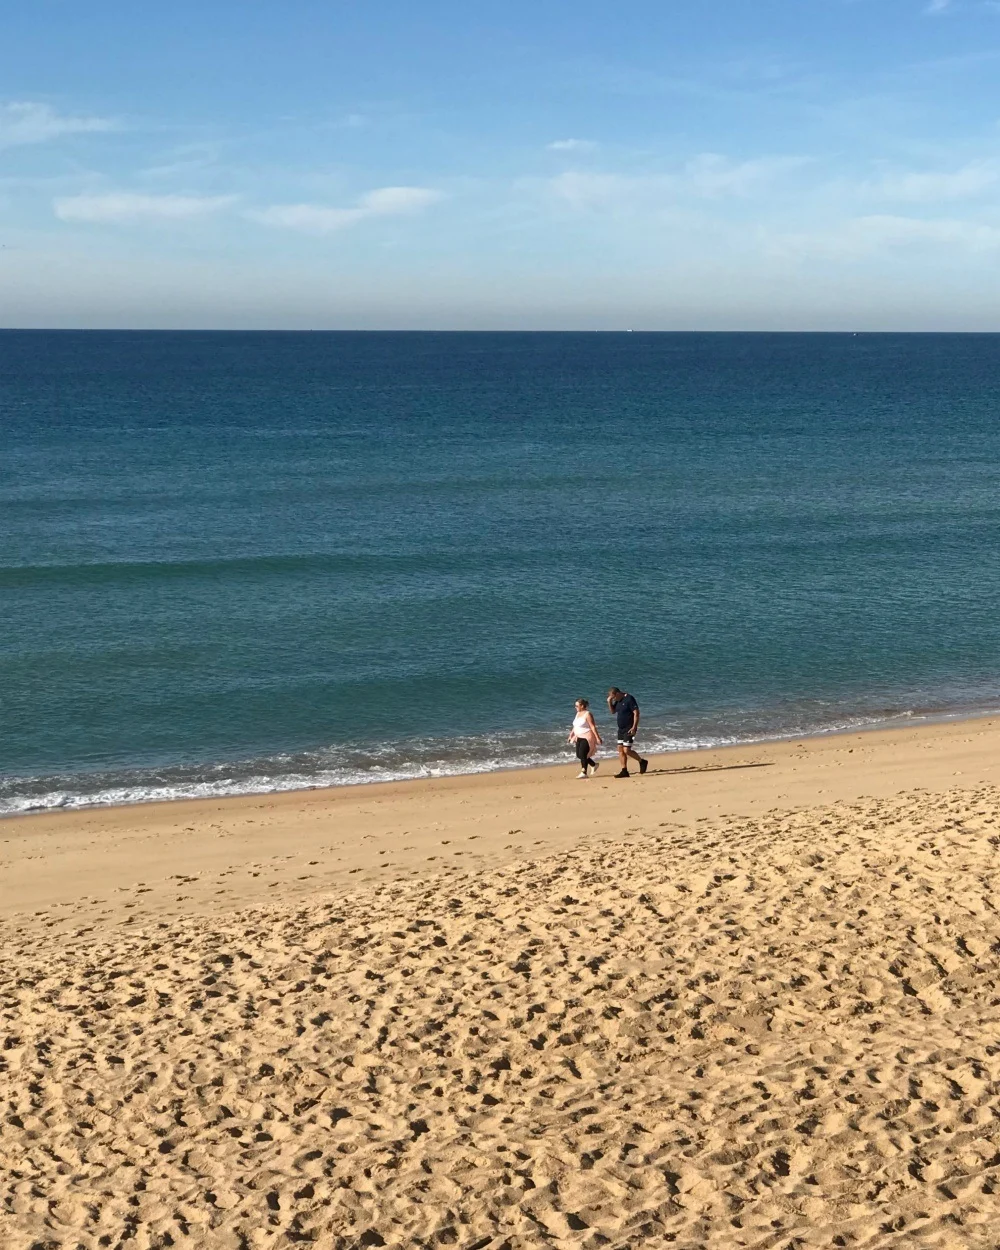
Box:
[630,703,640,736]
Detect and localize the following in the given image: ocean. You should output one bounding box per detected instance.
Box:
[4,330,1000,814]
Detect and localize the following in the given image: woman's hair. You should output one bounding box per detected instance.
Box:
[576,698,589,709]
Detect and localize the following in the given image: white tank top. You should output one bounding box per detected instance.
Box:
[573,713,591,737]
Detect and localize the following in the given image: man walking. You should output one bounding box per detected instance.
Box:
[607,687,648,778]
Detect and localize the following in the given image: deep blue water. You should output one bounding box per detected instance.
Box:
[3,330,1000,812]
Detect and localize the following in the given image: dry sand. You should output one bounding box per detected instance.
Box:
[3,718,1000,1247]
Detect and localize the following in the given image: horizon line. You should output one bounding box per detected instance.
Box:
[3,327,1000,335]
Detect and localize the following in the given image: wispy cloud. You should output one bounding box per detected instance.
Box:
[547,170,629,209]
[547,139,597,153]
[864,160,998,202]
[776,213,1000,259]
[53,192,236,224]
[681,153,806,197]
[548,154,803,210]
[247,185,443,234]
[138,143,221,182]
[919,0,1000,13]
[0,101,116,148]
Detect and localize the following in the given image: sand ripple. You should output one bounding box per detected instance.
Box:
[3,786,1000,1248]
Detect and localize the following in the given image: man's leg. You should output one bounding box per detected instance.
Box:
[624,744,648,774]
[616,742,630,777]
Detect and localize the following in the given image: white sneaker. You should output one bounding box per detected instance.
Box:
[577,770,588,779]
[591,760,600,774]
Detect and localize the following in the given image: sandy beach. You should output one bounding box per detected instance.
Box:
[4,717,1000,1247]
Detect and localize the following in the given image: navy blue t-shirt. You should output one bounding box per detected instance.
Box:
[612,693,639,736]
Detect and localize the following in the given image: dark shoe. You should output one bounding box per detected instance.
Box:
[639,758,648,775]
[614,769,630,779]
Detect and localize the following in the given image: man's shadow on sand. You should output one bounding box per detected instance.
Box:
[643,761,775,776]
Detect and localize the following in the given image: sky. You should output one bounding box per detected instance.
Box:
[3,0,1000,328]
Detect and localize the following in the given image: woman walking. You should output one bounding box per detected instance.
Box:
[568,698,602,778]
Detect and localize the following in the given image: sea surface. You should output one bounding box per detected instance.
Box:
[3,330,1000,814]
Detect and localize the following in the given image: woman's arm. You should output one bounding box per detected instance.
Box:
[586,712,602,743]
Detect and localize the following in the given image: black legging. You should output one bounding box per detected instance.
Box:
[575,738,595,770]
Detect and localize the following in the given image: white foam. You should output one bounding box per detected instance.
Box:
[0,707,937,817]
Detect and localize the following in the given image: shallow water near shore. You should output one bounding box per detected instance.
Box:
[4,330,1000,813]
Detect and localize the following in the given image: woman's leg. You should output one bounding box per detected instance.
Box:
[575,738,590,773]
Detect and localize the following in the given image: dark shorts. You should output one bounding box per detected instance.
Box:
[617,734,634,746]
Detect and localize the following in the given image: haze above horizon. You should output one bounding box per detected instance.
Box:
[3,1,1000,330]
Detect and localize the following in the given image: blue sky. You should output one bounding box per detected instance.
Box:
[3,0,1000,327]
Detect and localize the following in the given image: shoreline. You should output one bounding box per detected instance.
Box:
[5,711,1000,930]
[4,700,998,820]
